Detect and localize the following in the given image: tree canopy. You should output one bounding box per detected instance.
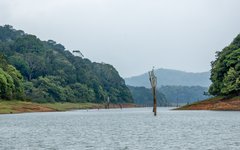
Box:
[209,34,240,96]
[0,54,24,100]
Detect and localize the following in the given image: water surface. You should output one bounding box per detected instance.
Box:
[0,108,240,150]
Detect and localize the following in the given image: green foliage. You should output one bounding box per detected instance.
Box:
[221,68,240,95]
[0,54,24,100]
[0,25,133,103]
[0,68,14,99]
[0,25,24,42]
[209,34,240,96]
[69,83,96,102]
[13,34,44,53]
[8,54,30,78]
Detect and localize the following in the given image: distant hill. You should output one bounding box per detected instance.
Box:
[128,86,169,106]
[125,68,211,88]
[125,69,211,105]
[158,86,210,105]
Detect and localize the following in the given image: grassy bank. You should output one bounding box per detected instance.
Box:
[0,101,53,114]
[0,101,137,114]
[176,96,240,111]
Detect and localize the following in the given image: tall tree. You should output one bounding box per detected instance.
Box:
[209,34,240,96]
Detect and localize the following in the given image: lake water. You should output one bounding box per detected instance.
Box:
[0,108,240,150]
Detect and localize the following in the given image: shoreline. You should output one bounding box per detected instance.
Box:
[176,96,240,111]
[0,101,138,114]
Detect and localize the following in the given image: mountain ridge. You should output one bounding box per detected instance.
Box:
[125,68,211,88]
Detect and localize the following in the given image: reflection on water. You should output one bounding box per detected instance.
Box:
[0,108,240,150]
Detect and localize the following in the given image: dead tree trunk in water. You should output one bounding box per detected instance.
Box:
[107,96,110,109]
[153,86,157,116]
[149,68,157,116]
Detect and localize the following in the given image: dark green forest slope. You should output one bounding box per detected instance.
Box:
[158,86,209,105]
[0,54,24,100]
[128,86,169,106]
[0,25,133,103]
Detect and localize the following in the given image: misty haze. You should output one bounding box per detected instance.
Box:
[0,0,240,150]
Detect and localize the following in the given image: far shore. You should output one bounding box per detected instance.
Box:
[0,101,138,114]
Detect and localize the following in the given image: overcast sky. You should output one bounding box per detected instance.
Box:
[0,0,240,77]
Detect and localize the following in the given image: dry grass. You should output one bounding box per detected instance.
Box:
[0,101,137,114]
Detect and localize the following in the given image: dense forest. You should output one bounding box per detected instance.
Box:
[209,34,240,96]
[128,86,169,106]
[0,54,24,100]
[0,25,133,103]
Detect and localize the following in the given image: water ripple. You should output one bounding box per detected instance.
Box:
[0,108,240,150]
